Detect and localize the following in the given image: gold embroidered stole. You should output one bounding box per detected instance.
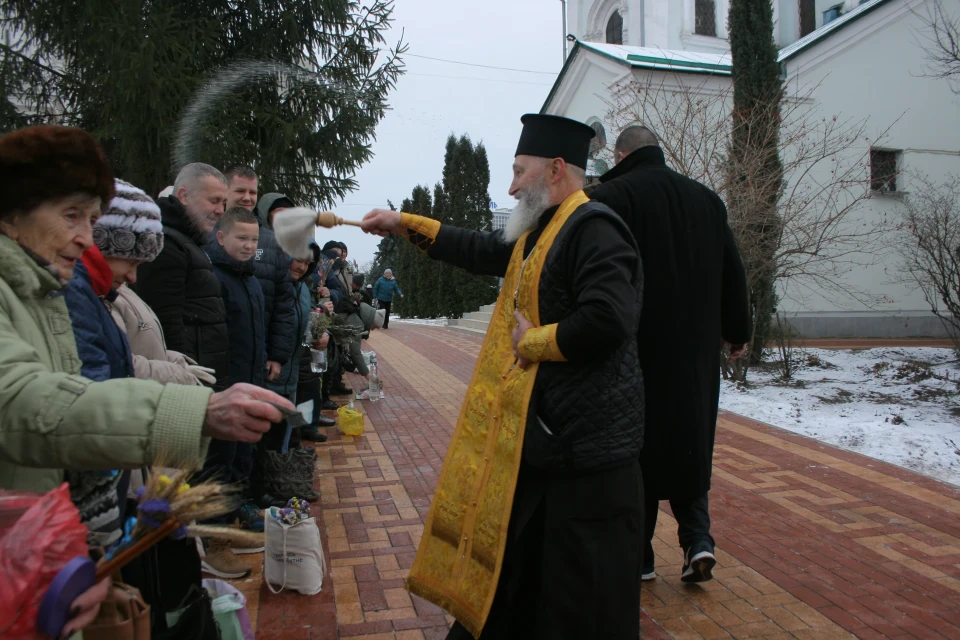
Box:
[406,190,590,637]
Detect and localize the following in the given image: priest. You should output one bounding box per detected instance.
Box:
[360,114,645,639]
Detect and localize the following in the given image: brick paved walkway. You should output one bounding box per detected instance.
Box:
[251,323,960,640]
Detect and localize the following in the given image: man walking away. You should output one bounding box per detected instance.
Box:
[372,268,403,329]
[589,125,751,584]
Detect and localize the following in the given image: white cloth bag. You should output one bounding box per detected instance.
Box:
[264,507,327,595]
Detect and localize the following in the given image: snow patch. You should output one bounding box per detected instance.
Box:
[720,348,960,487]
[392,318,450,326]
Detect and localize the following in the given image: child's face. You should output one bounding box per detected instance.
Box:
[217,221,259,262]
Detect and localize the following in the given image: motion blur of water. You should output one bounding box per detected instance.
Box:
[171,59,367,173]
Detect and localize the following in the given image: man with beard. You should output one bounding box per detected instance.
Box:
[136,163,229,387]
[590,125,751,584]
[361,114,645,640]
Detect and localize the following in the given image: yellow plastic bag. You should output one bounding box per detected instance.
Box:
[337,405,365,436]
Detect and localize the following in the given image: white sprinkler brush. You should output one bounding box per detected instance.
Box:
[273,207,364,259]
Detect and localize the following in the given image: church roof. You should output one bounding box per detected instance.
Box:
[779,0,894,62]
[576,42,733,75]
[543,0,897,112]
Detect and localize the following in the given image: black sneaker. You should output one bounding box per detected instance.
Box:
[321,399,340,411]
[681,546,717,583]
[330,384,353,395]
[642,540,656,581]
[301,428,328,443]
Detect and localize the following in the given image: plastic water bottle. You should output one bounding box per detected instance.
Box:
[310,348,327,373]
[368,362,381,403]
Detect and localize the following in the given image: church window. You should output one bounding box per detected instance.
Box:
[799,0,816,37]
[695,0,717,37]
[870,149,900,193]
[606,11,624,44]
[823,3,843,24]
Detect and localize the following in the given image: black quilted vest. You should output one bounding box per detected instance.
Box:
[523,202,645,471]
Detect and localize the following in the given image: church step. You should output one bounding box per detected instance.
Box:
[463,311,493,322]
[450,318,490,332]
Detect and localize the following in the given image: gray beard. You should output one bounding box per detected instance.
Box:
[504,182,551,243]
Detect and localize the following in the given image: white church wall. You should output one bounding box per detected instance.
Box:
[553,0,959,336]
[777,0,960,336]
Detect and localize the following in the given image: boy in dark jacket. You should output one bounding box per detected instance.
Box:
[200,207,267,577]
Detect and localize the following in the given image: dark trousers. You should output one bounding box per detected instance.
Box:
[447,460,643,640]
[378,300,392,328]
[644,491,714,569]
[321,343,346,396]
[200,439,254,521]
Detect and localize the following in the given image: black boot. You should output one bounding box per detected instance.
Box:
[301,427,329,443]
[321,399,340,411]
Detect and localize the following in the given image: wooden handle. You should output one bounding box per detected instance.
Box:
[95,518,180,581]
[316,210,363,229]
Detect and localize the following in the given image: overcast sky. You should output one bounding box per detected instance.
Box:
[329,0,565,267]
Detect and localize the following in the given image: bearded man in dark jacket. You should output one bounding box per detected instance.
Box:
[589,125,752,585]
[135,163,229,388]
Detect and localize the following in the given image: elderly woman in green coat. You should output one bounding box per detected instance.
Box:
[0,125,293,636]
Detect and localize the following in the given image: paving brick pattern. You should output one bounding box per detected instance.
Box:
[250,323,960,639]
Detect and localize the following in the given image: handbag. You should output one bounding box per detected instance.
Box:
[156,585,220,640]
[265,508,326,595]
[82,582,151,640]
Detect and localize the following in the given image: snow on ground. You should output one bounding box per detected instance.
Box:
[720,348,960,487]
[391,317,450,326]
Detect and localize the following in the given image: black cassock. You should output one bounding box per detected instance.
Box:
[590,146,752,502]
[416,204,645,640]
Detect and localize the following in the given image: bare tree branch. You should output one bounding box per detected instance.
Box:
[889,174,960,349]
[605,73,897,311]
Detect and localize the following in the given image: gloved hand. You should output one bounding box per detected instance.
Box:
[187,364,217,386]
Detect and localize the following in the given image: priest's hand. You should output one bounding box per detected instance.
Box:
[512,311,534,369]
[361,209,403,237]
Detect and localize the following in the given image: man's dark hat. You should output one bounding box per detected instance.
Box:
[267,196,294,214]
[514,114,595,170]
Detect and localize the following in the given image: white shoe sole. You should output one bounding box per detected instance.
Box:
[201,561,251,580]
[641,570,657,582]
[232,546,265,554]
[681,551,716,583]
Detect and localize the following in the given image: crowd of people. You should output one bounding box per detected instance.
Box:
[1,109,750,640]
[0,124,391,636]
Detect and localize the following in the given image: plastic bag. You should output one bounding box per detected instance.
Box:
[0,483,89,637]
[336,405,365,436]
[202,579,254,640]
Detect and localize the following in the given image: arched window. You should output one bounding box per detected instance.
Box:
[606,11,624,44]
[588,120,607,157]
